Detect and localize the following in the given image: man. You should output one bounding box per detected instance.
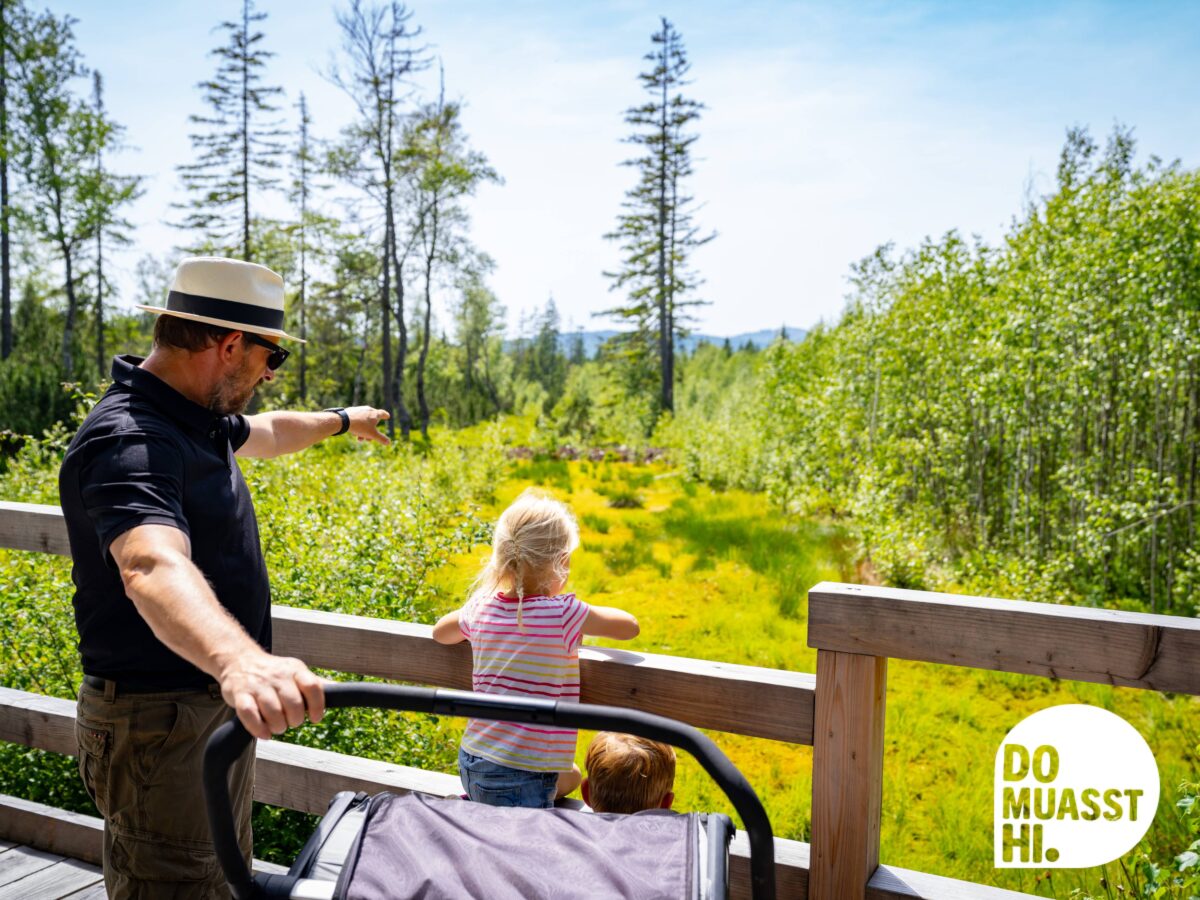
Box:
[58,257,389,897]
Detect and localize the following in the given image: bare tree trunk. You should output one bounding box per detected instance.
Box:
[240,0,252,261]
[60,240,77,376]
[94,73,106,377]
[390,222,412,438]
[417,209,436,438]
[0,0,11,361]
[380,220,394,434]
[655,19,671,414]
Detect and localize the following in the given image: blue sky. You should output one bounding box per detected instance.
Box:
[61,1,1200,336]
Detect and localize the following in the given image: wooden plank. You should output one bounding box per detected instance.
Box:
[809,650,887,900]
[0,797,302,887]
[273,605,816,744]
[808,581,1200,695]
[0,502,69,556]
[0,688,76,757]
[0,846,62,886]
[60,885,107,900]
[0,797,102,866]
[729,832,808,900]
[0,687,462,814]
[0,857,101,900]
[254,738,460,815]
[0,841,13,853]
[868,864,1038,899]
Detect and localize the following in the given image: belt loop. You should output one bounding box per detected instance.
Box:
[209,683,222,700]
[103,679,116,703]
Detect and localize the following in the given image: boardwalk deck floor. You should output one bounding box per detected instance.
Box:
[0,842,104,899]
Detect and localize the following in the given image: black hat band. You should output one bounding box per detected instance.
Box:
[166,290,284,331]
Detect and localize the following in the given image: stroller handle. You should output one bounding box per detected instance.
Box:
[204,682,776,900]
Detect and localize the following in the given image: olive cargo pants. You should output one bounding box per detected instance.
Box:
[76,680,254,899]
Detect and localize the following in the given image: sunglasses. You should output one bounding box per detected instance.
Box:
[242,332,290,371]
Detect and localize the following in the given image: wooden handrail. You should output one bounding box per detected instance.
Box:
[0,503,817,745]
[0,501,1073,899]
[807,581,1200,693]
[0,501,68,555]
[273,606,816,744]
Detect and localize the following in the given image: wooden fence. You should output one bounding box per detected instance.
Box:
[4,500,1196,897]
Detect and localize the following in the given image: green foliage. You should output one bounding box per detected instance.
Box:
[673,128,1200,615]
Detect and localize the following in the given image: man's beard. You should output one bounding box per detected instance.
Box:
[207,358,259,415]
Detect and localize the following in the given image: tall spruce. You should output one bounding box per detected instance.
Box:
[603,17,713,417]
[176,0,284,260]
[330,0,424,438]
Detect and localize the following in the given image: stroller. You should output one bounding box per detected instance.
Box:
[204,683,776,900]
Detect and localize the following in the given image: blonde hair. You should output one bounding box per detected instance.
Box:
[471,488,580,628]
[585,732,676,814]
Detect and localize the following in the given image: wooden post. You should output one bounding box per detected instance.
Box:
[809,648,887,900]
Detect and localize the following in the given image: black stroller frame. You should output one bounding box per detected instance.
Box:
[204,682,776,900]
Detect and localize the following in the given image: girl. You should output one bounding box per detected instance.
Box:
[433,488,639,808]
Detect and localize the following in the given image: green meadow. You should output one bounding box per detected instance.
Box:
[1,432,1196,898]
[445,458,1199,898]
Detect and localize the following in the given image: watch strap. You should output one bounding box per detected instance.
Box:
[325,407,350,436]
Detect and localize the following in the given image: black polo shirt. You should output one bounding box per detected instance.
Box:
[58,354,271,689]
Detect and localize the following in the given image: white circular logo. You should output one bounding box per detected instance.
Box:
[994,704,1159,868]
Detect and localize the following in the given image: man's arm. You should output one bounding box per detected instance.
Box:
[109,523,325,740]
[236,406,390,459]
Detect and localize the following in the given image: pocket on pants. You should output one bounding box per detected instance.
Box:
[75,717,112,815]
[110,829,220,885]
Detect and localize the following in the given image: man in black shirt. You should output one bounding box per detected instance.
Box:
[59,257,389,897]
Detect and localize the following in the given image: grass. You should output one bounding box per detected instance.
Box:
[426,459,1200,898]
[2,439,1195,896]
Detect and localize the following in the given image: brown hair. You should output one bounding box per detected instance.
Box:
[585,732,676,814]
[153,315,232,352]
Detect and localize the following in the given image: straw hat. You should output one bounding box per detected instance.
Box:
[136,257,304,342]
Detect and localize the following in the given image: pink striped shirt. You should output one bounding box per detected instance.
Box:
[459,592,589,772]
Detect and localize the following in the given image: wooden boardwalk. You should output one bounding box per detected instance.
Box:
[0,841,104,899]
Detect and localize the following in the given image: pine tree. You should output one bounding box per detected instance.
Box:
[603,17,713,417]
[175,0,284,261]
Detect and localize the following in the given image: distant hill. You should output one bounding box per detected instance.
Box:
[554,327,804,358]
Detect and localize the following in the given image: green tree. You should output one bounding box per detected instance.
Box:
[88,70,141,377]
[329,0,425,438]
[402,85,499,439]
[603,17,713,418]
[12,7,139,377]
[175,0,285,261]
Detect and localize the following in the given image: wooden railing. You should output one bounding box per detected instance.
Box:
[7,501,1196,897]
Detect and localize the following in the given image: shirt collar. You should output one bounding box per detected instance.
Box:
[110,354,220,435]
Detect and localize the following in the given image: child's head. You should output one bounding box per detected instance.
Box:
[476,488,580,600]
[582,732,676,814]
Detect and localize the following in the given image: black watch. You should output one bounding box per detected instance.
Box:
[325,407,350,436]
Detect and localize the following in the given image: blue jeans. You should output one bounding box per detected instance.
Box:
[458,748,557,809]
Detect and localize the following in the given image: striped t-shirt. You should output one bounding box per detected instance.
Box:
[458,592,590,772]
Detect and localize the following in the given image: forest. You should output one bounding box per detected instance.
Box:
[0,1,1197,898]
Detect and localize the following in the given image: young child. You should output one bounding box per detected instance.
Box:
[433,488,639,808]
[582,732,676,814]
